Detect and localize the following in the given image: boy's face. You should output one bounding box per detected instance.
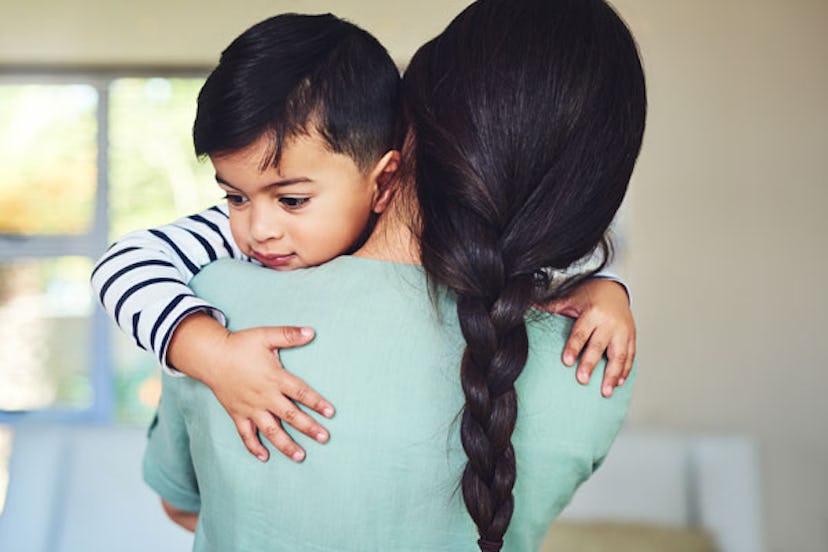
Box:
[212,132,390,270]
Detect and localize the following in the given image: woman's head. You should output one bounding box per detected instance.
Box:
[402,0,645,549]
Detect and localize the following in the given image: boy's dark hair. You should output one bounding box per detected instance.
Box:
[193,13,402,171]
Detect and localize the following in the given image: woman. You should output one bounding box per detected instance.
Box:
[143,0,646,550]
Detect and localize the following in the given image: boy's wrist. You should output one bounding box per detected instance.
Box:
[167,311,231,384]
[591,271,631,305]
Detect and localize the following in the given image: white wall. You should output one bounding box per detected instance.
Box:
[0,0,471,67]
[2,1,826,551]
[613,2,828,551]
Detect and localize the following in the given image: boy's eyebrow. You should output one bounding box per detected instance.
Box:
[214,175,313,189]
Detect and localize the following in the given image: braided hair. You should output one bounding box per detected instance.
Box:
[402,0,646,549]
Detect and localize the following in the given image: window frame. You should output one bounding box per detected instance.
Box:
[0,67,208,424]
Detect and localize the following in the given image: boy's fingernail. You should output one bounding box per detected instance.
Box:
[322,406,334,418]
[603,385,613,397]
[577,371,589,384]
[316,431,328,443]
[257,453,268,462]
[564,353,574,365]
[292,450,305,462]
[300,327,313,337]
[617,378,625,386]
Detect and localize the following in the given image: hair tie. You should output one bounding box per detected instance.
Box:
[477,538,503,552]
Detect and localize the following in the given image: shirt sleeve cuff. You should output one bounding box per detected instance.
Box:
[159,303,228,376]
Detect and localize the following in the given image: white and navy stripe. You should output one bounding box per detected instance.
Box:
[91,204,250,374]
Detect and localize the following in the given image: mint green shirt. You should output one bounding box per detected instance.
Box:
[143,256,634,551]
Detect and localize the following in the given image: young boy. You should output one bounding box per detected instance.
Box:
[91,13,635,464]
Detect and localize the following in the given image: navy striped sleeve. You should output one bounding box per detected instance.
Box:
[148,230,201,275]
[90,205,236,371]
[189,214,235,258]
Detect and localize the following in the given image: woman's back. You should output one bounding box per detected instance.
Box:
[144,257,633,551]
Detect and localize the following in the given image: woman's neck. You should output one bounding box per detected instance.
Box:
[353,194,421,265]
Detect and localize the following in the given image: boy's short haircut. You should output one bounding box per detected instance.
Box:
[193,13,402,171]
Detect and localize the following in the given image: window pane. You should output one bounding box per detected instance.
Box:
[0,85,97,235]
[109,77,218,239]
[0,257,93,411]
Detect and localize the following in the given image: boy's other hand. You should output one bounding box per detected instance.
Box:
[543,278,635,398]
[168,313,335,462]
[161,499,199,532]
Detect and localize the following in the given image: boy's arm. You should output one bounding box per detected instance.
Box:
[92,204,334,462]
[91,205,241,371]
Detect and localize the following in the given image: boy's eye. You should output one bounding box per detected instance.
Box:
[279,197,309,209]
[223,193,247,206]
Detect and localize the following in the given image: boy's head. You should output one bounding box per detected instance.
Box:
[193,13,402,270]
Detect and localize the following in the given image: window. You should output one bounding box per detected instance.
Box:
[0,71,216,426]
[0,426,10,516]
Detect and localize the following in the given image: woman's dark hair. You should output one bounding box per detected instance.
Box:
[193,13,402,171]
[403,0,646,550]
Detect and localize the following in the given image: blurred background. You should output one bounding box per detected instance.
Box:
[0,1,825,551]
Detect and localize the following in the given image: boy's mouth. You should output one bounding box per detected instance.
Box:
[253,252,296,268]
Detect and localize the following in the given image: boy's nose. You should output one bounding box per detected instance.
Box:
[249,205,284,243]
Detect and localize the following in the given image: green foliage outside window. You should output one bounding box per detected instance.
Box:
[0,85,97,235]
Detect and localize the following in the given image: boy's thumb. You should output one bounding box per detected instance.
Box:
[265,326,315,349]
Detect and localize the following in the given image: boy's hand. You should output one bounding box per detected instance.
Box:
[544,278,635,398]
[161,499,199,533]
[168,313,335,462]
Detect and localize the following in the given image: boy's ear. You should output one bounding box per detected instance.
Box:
[369,150,401,214]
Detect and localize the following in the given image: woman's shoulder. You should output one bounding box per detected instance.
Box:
[520,309,635,454]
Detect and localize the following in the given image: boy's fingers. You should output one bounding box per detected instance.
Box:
[619,338,636,385]
[544,300,562,314]
[601,341,629,397]
[272,396,330,445]
[234,417,269,462]
[545,297,581,318]
[253,413,306,462]
[262,326,315,349]
[563,320,594,367]
[283,373,335,418]
[544,297,570,315]
[282,326,315,347]
[576,330,609,387]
